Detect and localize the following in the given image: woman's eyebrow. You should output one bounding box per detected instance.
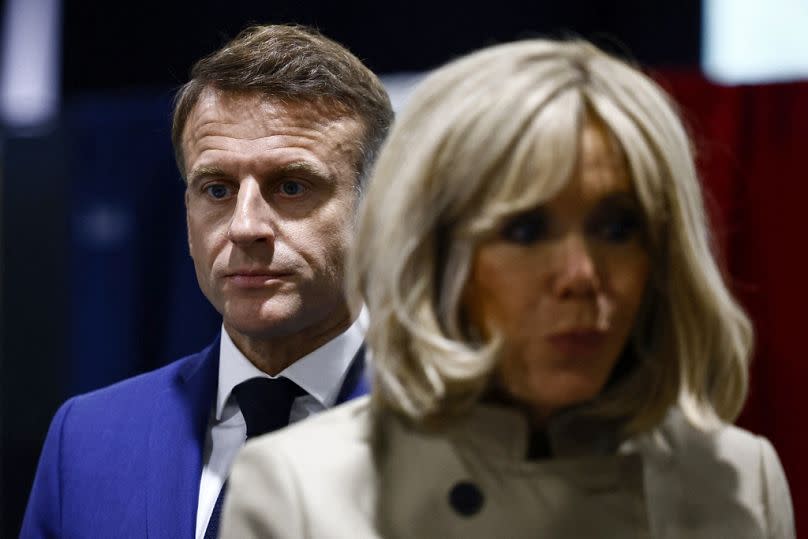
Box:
[596,191,641,208]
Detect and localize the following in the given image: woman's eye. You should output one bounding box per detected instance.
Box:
[501,211,549,245]
[204,184,232,200]
[593,211,643,243]
[279,181,306,197]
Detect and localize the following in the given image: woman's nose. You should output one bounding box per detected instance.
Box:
[553,234,600,298]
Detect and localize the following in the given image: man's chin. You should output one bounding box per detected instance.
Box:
[223,315,303,340]
[218,296,350,342]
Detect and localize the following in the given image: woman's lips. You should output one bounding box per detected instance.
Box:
[546,330,606,356]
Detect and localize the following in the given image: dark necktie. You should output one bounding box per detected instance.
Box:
[204,377,306,539]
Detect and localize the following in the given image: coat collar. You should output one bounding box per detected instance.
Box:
[445,402,623,461]
[379,403,648,536]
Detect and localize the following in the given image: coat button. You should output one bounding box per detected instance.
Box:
[448,481,484,517]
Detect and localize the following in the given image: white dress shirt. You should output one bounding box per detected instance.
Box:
[194,313,366,539]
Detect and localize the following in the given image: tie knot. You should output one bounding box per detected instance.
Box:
[232,377,307,439]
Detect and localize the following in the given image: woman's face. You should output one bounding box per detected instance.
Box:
[463,120,650,425]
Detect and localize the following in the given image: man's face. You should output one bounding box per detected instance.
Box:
[183,89,364,342]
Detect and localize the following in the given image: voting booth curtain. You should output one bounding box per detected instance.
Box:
[661,73,808,534]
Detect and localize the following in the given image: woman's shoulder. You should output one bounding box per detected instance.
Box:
[222,399,382,538]
[244,395,375,458]
[627,406,786,487]
[636,407,773,464]
[625,407,795,538]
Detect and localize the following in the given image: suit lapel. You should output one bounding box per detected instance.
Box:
[144,337,365,537]
[335,344,370,404]
[147,337,220,539]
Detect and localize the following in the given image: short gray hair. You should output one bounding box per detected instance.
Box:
[172,24,393,189]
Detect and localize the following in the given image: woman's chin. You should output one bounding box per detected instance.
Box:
[506,375,608,422]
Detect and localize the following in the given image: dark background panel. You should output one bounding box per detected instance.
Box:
[62,0,701,93]
[1,132,70,539]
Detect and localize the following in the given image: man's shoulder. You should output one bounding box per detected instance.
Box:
[22,342,219,537]
[59,342,217,425]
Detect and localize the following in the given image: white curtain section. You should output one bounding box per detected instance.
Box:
[703,0,808,84]
[0,0,62,130]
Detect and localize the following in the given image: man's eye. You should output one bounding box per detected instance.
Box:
[279,181,307,197]
[204,184,232,200]
[501,211,549,245]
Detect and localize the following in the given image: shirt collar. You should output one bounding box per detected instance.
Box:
[215,309,367,421]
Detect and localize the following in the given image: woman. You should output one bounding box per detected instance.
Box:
[220,39,795,538]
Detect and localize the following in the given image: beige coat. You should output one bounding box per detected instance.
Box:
[220,396,794,538]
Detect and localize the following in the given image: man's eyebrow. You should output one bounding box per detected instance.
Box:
[275,161,332,182]
[187,165,228,186]
[187,161,334,186]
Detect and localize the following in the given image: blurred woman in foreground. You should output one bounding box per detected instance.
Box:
[221,39,795,538]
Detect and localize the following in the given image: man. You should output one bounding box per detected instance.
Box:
[21,24,393,538]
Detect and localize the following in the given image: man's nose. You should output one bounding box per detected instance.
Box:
[553,234,600,298]
[227,179,276,245]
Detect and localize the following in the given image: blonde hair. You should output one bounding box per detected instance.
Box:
[349,39,752,433]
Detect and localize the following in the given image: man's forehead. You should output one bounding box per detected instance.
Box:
[181,88,364,158]
[187,87,357,132]
[180,87,366,181]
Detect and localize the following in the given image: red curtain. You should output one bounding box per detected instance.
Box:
[656,71,808,533]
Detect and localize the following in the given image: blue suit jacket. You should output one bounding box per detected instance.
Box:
[20,336,369,538]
